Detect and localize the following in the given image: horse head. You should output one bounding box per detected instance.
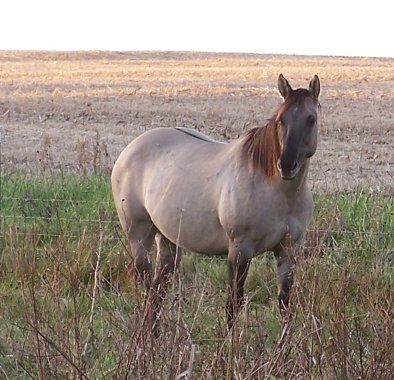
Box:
[276,74,320,180]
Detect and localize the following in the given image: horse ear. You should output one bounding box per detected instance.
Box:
[278,74,293,99]
[309,75,320,100]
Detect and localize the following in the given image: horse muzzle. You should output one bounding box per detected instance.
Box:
[277,160,300,180]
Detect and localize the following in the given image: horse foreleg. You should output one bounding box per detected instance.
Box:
[273,244,296,318]
[226,241,251,331]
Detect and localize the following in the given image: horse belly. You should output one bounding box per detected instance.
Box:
[153,206,228,255]
[145,188,228,255]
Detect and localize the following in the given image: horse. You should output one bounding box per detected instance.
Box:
[111,74,320,331]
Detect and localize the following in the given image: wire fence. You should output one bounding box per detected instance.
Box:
[0,124,393,255]
[1,196,392,251]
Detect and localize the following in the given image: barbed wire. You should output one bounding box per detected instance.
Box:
[3,196,114,205]
[1,128,392,247]
[1,230,122,241]
[1,214,117,225]
[1,215,392,239]
[1,230,392,252]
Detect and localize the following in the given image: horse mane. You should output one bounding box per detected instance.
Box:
[242,119,281,179]
[242,89,313,179]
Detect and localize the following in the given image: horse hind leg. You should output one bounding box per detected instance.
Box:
[150,233,183,334]
[126,220,157,289]
[154,233,182,285]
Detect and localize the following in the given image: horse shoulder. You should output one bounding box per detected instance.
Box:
[216,171,269,241]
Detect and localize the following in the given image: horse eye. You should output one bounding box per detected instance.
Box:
[307,115,316,126]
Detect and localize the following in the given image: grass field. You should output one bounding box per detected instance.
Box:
[0,173,393,379]
[0,51,393,379]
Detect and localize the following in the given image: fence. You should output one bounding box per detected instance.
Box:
[0,124,393,256]
[1,185,392,258]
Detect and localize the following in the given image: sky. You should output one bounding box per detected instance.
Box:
[2,0,393,58]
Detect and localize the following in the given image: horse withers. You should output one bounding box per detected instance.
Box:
[111,74,320,331]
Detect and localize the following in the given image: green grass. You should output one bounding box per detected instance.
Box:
[0,172,393,379]
[1,172,115,237]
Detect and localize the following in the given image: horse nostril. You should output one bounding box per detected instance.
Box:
[278,160,297,171]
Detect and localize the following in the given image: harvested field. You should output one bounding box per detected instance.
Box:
[1,50,393,191]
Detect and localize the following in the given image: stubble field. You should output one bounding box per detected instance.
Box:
[0,51,393,379]
[1,50,393,191]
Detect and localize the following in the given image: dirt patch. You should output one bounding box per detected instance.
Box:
[1,51,393,192]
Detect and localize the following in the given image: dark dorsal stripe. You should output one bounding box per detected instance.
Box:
[175,127,216,143]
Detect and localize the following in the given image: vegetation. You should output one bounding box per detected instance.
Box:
[1,50,392,379]
[0,172,392,379]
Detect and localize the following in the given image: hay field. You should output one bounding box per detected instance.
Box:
[1,51,393,191]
